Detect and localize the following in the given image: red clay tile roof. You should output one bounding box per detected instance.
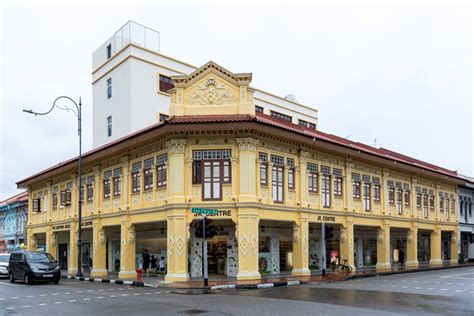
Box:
[0,191,28,206]
[17,112,464,187]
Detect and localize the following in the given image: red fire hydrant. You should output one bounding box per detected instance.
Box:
[136,268,143,283]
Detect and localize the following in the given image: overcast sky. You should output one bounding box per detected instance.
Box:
[0,0,472,200]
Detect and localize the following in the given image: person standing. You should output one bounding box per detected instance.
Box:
[399,248,405,266]
[159,257,166,277]
[150,255,157,273]
[142,249,151,277]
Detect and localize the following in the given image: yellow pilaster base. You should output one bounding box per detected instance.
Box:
[118,220,137,279]
[292,214,310,276]
[449,232,458,264]
[339,221,356,271]
[406,226,418,268]
[236,207,260,281]
[68,222,78,275]
[91,220,108,277]
[429,229,442,266]
[165,209,189,282]
[27,231,36,251]
[376,225,391,271]
[47,229,58,260]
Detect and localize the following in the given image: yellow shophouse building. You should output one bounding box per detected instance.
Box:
[18,61,462,282]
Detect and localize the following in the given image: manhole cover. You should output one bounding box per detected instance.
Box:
[179,310,208,314]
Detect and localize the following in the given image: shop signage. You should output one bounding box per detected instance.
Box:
[53,224,71,231]
[81,220,93,228]
[191,208,231,217]
[317,215,336,222]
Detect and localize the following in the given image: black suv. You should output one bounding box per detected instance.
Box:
[9,251,60,284]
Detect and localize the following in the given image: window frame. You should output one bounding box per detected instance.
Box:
[321,174,331,208]
[159,74,174,94]
[143,159,154,192]
[363,182,371,211]
[107,78,112,99]
[308,163,319,193]
[113,168,122,197]
[156,155,168,189]
[132,163,142,194]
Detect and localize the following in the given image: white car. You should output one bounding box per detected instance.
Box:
[0,253,10,276]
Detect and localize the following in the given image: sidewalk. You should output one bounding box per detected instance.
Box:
[63,262,474,289]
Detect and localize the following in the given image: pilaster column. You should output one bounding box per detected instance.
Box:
[434,184,440,221]
[91,220,107,277]
[47,229,57,260]
[186,159,193,202]
[406,225,419,268]
[344,161,353,211]
[167,139,187,204]
[450,231,458,264]
[93,166,101,212]
[340,219,355,270]
[292,213,310,276]
[376,224,391,271]
[118,219,137,279]
[231,157,238,200]
[284,165,289,206]
[381,169,388,215]
[429,228,442,266]
[119,157,130,208]
[27,231,36,251]
[236,138,259,203]
[68,221,78,274]
[410,178,416,218]
[256,159,261,199]
[299,151,309,207]
[236,207,260,280]
[165,208,189,282]
[70,174,78,218]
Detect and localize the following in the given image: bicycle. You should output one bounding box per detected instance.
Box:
[330,256,353,273]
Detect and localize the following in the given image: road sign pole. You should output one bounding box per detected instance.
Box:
[203,216,208,286]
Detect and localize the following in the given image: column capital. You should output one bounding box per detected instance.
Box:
[236,137,259,152]
[299,151,310,164]
[166,139,187,154]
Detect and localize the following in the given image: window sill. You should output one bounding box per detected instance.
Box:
[334,195,343,199]
[156,186,167,190]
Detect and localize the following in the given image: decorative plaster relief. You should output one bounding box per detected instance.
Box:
[144,193,153,202]
[188,77,235,105]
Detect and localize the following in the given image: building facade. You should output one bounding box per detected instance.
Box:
[458,179,474,262]
[18,61,463,282]
[0,192,28,253]
[92,21,318,148]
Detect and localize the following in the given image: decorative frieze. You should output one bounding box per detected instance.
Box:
[167,139,187,155]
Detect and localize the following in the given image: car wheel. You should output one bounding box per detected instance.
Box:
[24,274,32,285]
[9,273,15,283]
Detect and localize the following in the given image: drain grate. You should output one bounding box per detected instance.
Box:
[179,310,208,315]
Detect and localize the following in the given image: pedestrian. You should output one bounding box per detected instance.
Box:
[159,256,166,276]
[399,248,405,266]
[142,249,151,277]
[89,257,93,271]
[150,255,157,274]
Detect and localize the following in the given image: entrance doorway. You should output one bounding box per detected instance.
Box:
[58,243,68,269]
[207,236,228,275]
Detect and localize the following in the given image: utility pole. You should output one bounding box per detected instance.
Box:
[203,216,208,286]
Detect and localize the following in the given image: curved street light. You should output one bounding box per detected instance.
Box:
[23,96,84,277]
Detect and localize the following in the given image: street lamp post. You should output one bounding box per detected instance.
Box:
[23,96,84,277]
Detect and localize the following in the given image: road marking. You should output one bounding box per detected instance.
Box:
[40,294,46,297]
[108,289,114,291]
[110,295,116,297]
[87,290,94,292]
[145,292,151,295]
[0,298,5,300]
[39,303,47,306]
[69,299,76,302]
[64,292,70,294]
[133,293,140,296]
[428,288,433,290]
[12,296,19,299]
[121,294,129,297]
[440,272,474,280]
[455,290,462,292]
[5,307,13,310]
[83,298,90,301]
[76,291,83,293]
[441,289,447,291]
[26,295,33,298]
[97,296,104,299]
[403,286,408,288]
[98,289,104,291]
[52,293,58,295]
[415,287,420,289]
[155,292,161,294]
[0,282,20,287]
[54,301,62,304]
[22,305,31,308]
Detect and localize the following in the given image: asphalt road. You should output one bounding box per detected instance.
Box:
[0,267,472,315]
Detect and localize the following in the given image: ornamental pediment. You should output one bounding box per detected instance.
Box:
[168,61,255,117]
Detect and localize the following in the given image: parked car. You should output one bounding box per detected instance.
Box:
[0,253,11,277]
[8,251,60,284]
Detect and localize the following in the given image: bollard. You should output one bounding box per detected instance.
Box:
[136,268,143,283]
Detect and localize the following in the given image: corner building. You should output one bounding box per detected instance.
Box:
[18,62,462,282]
